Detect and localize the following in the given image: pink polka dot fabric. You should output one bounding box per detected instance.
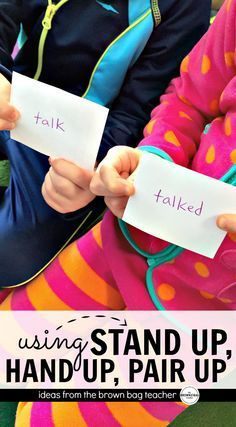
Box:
[4,1,236,425]
[101,0,236,312]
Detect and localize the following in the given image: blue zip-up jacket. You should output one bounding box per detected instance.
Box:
[0,1,211,287]
[0,0,211,161]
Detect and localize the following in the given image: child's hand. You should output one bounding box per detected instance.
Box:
[217,214,236,234]
[90,146,141,218]
[42,158,95,213]
[0,73,20,130]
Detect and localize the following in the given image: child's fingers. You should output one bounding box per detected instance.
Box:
[42,159,96,213]
[0,75,20,124]
[0,103,20,122]
[49,158,93,190]
[104,146,141,176]
[90,164,135,197]
[47,167,79,199]
[104,195,129,218]
[217,214,236,233]
[42,172,95,213]
[42,180,69,214]
[90,146,141,196]
[0,119,16,130]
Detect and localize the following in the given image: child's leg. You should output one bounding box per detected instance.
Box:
[0,131,104,288]
[0,223,124,311]
[15,401,187,427]
[1,223,187,426]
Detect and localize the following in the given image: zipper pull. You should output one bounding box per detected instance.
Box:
[42,4,57,30]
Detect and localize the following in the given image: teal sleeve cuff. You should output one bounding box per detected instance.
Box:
[138,145,173,162]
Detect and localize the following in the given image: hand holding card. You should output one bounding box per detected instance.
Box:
[10,72,109,170]
[123,152,236,258]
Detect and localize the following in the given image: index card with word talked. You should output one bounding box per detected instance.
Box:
[123,152,236,258]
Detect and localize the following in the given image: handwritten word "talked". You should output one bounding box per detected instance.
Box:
[34,113,65,132]
[154,189,204,216]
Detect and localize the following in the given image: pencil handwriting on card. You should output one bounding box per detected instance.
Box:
[10,72,109,170]
[34,113,65,132]
[154,189,204,216]
[123,152,236,258]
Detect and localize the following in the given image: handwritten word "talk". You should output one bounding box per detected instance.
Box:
[34,113,65,132]
[154,189,204,216]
